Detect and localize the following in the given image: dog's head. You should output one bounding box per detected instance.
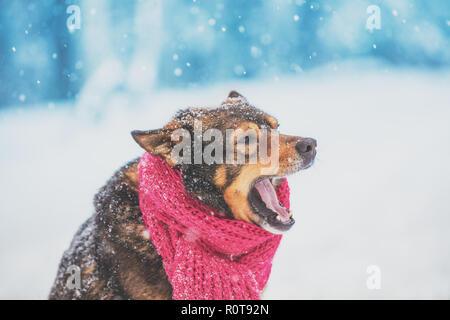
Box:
[132,91,316,233]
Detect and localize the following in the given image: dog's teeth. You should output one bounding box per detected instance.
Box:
[288,210,293,217]
[276,215,281,221]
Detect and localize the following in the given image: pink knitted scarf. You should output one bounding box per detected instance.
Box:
[138,152,290,300]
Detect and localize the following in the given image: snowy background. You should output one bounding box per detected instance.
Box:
[1,0,449,299]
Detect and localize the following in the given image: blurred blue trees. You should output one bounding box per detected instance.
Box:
[0,0,449,108]
[0,0,83,107]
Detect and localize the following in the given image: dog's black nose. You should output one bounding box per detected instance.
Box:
[296,138,317,155]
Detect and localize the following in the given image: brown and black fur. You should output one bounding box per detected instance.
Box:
[49,91,316,299]
[49,160,172,299]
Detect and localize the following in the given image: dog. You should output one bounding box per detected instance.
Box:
[49,91,317,299]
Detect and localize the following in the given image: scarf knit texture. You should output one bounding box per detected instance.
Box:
[138,152,290,300]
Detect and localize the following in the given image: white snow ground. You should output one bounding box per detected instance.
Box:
[1,68,449,299]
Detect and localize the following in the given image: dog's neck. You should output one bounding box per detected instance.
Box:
[123,158,232,217]
[137,153,286,299]
[122,160,140,191]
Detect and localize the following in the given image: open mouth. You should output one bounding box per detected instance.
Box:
[248,178,295,233]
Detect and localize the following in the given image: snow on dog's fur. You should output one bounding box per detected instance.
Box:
[49,91,316,299]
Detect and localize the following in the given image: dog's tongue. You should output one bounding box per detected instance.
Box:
[254,179,290,222]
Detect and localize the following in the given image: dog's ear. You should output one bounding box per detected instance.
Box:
[223,90,249,105]
[228,90,243,98]
[131,129,173,156]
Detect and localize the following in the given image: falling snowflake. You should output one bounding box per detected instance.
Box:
[250,46,262,58]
